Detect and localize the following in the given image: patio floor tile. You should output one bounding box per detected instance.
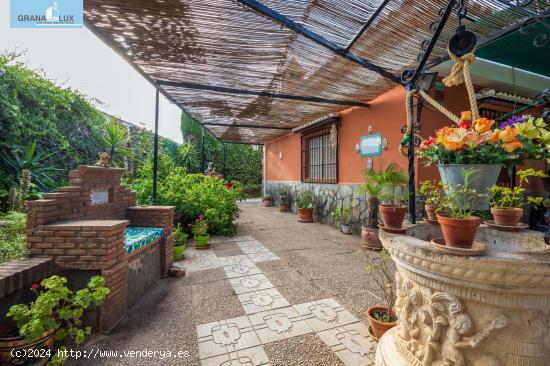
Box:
[237,288,290,314]
[316,322,377,366]
[249,306,313,344]
[197,316,260,360]
[229,274,275,295]
[223,260,262,278]
[200,346,271,366]
[293,298,359,332]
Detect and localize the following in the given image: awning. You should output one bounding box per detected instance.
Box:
[84,0,550,143]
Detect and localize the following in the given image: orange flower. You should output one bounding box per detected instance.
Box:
[435,127,453,144]
[443,128,467,151]
[484,130,500,144]
[502,139,523,152]
[499,126,519,143]
[443,141,464,151]
[464,131,483,148]
[474,117,495,134]
[460,111,472,122]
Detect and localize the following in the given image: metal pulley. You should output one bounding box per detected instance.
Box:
[448,2,477,57]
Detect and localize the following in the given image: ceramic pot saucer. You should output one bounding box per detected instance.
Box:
[378,224,407,234]
[484,220,528,232]
[431,238,486,256]
[422,218,439,225]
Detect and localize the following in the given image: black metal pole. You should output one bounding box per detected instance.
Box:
[407,84,416,224]
[152,89,160,205]
[201,127,205,172]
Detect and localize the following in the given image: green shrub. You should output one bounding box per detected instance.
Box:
[0,211,28,263]
[296,191,314,209]
[160,173,244,235]
[242,183,262,198]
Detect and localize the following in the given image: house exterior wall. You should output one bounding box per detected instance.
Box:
[263,83,492,227]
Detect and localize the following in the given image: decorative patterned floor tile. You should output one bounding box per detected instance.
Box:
[294,298,359,332]
[247,252,280,263]
[184,249,221,273]
[209,237,235,244]
[218,255,251,267]
[237,288,290,314]
[229,274,275,295]
[316,322,377,366]
[197,316,260,360]
[233,236,255,242]
[239,245,271,255]
[223,261,262,279]
[249,306,313,344]
[200,346,271,366]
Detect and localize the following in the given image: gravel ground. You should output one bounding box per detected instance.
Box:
[71,200,384,366]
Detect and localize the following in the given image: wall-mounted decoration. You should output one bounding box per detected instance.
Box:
[368,125,373,134]
[382,137,388,150]
[367,157,373,169]
[278,152,284,160]
[359,133,383,157]
[90,189,109,205]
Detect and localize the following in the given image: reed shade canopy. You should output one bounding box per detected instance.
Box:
[84,0,550,144]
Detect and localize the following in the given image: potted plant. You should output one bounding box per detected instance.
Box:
[192,215,209,248]
[278,189,289,212]
[365,250,397,339]
[358,164,388,250]
[437,168,482,248]
[2,275,109,365]
[419,180,444,222]
[296,191,314,222]
[488,168,547,227]
[331,208,353,235]
[262,194,272,207]
[172,224,188,260]
[378,163,409,230]
[418,112,549,210]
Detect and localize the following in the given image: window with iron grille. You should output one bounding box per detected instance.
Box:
[301,126,338,183]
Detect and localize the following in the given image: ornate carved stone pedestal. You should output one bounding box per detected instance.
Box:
[376,224,550,366]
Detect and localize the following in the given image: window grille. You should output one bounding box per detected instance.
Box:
[301,126,338,183]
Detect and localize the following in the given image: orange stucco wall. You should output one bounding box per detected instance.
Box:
[264,83,545,188]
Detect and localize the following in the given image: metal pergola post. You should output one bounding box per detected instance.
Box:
[406,83,416,224]
[152,88,160,205]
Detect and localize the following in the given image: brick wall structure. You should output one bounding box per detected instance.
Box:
[24,165,174,332]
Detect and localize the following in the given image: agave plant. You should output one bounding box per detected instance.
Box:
[1,142,60,191]
[96,118,132,167]
[176,143,199,171]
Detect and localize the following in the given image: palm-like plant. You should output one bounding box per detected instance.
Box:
[358,163,408,228]
[176,143,199,171]
[1,142,60,191]
[96,119,132,167]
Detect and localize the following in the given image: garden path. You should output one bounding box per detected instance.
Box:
[72,200,384,366]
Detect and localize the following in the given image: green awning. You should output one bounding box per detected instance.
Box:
[477,23,550,77]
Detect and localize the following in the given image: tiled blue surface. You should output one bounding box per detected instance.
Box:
[124,227,163,255]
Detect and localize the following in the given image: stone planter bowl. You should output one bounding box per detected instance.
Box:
[376,223,550,366]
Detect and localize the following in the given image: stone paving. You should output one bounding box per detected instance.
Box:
[73,201,384,366]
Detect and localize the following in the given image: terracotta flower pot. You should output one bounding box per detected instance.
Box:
[279,203,288,212]
[491,207,523,226]
[0,327,56,365]
[367,306,397,339]
[379,205,407,229]
[297,208,314,222]
[425,204,437,221]
[437,215,480,248]
[362,226,382,250]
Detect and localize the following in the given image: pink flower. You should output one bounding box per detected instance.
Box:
[31,284,39,290]
[419,137,435,150]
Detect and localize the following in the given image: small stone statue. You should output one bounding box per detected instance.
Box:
[96,152,109,167]
[204,161,214,174]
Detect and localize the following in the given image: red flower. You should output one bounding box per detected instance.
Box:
[225,181,233,189]
[31,283,39,290]
[419,137,435,150]
[458,120,472,129]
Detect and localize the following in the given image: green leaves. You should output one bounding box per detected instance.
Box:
[96,118,133,167]
[7,275,110,350]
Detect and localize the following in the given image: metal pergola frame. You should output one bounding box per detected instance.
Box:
[85,0,547,216]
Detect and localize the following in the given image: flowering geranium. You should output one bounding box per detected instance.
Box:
[418,112,549,165]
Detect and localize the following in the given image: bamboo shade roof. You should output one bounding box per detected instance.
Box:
[84,0,549,143]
